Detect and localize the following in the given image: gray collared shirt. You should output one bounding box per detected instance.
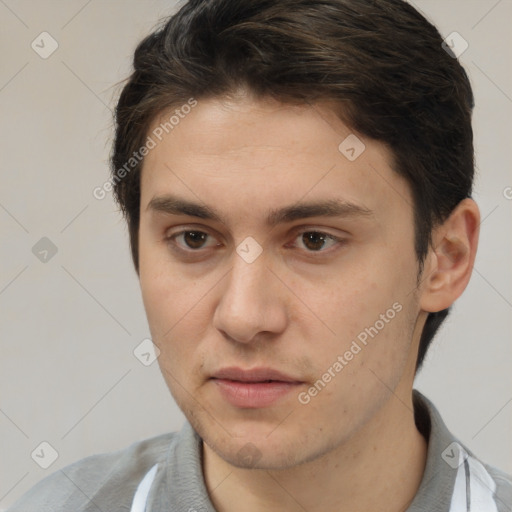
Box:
[7,390,512,511]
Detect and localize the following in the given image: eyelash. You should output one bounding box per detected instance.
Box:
[164,228,345,256]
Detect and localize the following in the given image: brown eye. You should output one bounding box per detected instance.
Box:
[181,231,208,249]
[167,230,218,251]
[302,232,327,251]
[297,231,339,252]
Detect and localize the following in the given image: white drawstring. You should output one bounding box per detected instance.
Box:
[130,463,159,512]
[448,442,498,512]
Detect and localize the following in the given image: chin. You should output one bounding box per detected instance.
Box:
[215,439,309,470]
[196,416,327,470]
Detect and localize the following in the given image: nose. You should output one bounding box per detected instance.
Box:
[212,252,288,344]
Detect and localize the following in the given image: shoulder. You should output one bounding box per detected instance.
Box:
[6,431,176,512]
[411,390,512,511]
[484,463,512,511]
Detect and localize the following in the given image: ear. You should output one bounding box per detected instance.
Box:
[419,198,480,313]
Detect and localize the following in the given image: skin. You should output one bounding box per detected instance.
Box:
[138,92,480,512]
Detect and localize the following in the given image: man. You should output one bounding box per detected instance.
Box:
[8,0,511,511]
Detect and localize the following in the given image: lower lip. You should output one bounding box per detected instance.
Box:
[212,379,301,408]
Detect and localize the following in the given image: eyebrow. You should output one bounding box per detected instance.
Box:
[146,194,374,227]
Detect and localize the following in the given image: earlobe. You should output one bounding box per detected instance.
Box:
[419,198,480,313]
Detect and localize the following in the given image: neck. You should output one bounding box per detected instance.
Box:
[202,389,427,512]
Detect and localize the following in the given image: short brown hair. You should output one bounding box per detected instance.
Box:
[110,0,475,372]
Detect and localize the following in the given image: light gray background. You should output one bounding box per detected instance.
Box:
[0,0,511,508]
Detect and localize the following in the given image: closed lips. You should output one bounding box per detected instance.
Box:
[211,367,302,383]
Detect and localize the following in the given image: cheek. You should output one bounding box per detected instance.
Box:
[140,271,206,400]
[138,238,217,373]
[304,244,417,376]
[139,240,189,350]
[295,298,416,436]
[140,271,206,350]
[139,227,194,324]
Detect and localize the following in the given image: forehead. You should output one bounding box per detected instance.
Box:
[140,96,412,223]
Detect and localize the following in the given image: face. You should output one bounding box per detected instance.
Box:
[138,94,423,470]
